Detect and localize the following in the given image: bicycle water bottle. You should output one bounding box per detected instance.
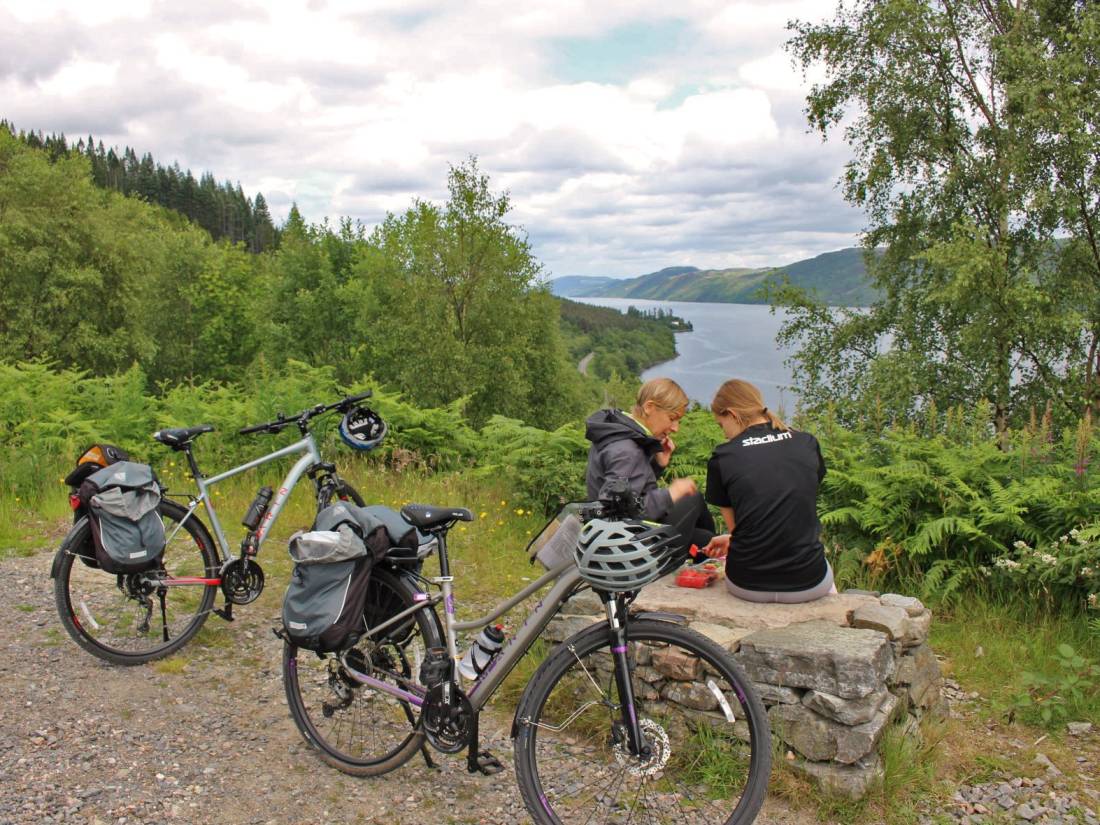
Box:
[457,625,506,680]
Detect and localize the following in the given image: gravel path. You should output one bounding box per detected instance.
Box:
[0,546,816,825]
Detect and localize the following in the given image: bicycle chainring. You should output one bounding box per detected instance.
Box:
[221,558,265,605]
[421,683,472,754]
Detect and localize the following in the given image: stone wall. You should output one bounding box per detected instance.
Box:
[545,581,944,799]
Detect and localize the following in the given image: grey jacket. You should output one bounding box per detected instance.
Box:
[584,409,671,520]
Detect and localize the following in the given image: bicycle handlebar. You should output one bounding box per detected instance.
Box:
[237,390,373,436]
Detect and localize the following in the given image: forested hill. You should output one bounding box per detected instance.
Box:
[553,248,878,306]
[6,122,278,252]
[0,123,679,432]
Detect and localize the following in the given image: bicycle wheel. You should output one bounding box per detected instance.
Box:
[317,476,365,511]
[53,499,219,666]
[283,566,443,776]
[514,619,771,825]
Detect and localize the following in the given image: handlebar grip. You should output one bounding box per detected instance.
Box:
[344,390,372,404]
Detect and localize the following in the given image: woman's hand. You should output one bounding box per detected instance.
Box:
[654,436,675,468]
[668,477,697,502]
[701,533,729,559]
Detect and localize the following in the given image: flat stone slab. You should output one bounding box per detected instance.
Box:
[735,620,894,699]
[635,575,879,631]
[790,754,884,799]
[771,693,898,764]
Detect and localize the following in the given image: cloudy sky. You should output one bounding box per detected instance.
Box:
[1,0,862,277]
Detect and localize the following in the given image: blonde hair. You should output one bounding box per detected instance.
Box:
[632,378,689,418]
[710,379,787,431]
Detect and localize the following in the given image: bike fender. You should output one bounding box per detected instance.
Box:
[628,610,689,625]
[50,515,90,579]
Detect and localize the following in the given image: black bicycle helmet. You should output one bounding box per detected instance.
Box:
[338,406,387,451]
[574,518,681,592]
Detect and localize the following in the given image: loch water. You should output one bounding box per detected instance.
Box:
[574,298,799,414]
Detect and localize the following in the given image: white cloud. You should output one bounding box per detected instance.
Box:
[0,0,859,276]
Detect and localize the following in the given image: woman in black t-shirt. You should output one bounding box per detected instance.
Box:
[700,379,835,603]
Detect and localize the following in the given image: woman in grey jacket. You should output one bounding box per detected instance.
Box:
[585,378,715,550]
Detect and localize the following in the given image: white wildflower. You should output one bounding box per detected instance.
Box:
[1013,540,1029,551]
[1060,535,1070,543]
[1069,528,1080,539]
[1089,593,1098,609]
[994,558,1022,570]
[1040,553,1057,565]
[1082,566,1095,577]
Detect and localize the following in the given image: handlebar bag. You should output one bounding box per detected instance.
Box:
[78,461,165,574]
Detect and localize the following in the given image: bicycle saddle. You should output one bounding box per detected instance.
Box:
[400,504,474,532]
[152,425,215,449]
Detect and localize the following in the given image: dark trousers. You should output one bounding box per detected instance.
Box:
[663,492,715,555]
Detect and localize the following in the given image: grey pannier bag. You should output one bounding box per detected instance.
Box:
[282,504,381,653]
[77,461,166,574]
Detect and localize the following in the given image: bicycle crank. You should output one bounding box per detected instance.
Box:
[220,558,265,605]
[422,683,473,754]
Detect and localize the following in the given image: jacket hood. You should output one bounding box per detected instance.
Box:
[584,409,663,454]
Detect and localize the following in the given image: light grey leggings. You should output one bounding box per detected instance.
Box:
[724,561,836,604]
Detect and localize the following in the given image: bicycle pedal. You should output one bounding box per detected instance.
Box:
[213,605,235,622]
[469,750,504,776]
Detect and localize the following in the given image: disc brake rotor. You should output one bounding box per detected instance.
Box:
[613,718,671,777]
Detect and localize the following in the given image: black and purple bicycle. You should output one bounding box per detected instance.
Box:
[281,488,772,825]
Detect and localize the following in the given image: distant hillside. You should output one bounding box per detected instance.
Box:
[550,275,619,297]
[551,248,878,306]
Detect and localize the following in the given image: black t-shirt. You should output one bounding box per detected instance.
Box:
[705,424,827,592]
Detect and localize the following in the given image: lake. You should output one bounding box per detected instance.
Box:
[574,298,799,413]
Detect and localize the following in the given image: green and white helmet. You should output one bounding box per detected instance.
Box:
[574,518,681,592]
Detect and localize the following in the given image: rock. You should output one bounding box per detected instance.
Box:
[563,589,603,614]
[543,614,599,643]
[688,621,751,653]
[769,694,898,764]
[803,687,889,726]
[900,610,932,647]
[894,643,941,706]
[1068,722,1094,736]
[635,576,879,631]
[879,593,926,616]
[652,646,702,681]
[736,621,894,699]
[1035,753,1062,776]
[789,754,884,799]
[849,603,912,641]
[661,680,719,711]
[754,683,803,705]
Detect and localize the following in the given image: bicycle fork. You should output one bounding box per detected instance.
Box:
[604,595,649,759]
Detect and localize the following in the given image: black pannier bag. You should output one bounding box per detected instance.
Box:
[77,461,166,574]
[282,503,421,653]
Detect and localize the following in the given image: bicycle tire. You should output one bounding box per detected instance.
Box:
[317,476,365,511]
[514,619,772,825]
[283,566,443,776]
[52,499,219,666]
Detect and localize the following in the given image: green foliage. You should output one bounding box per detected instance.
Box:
[806,407,1100,604]
[351,158,586,428]
[477,415,589,514]
[7,122,278,251]
[1011,644,1100,728]
[783,1,1100,430]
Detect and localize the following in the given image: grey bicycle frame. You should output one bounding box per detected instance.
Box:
[350,556,589,713]
[172,433,324,565]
